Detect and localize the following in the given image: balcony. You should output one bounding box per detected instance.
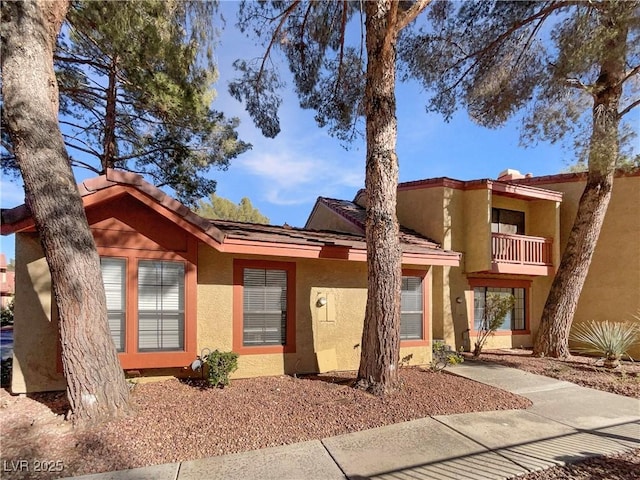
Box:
[491,233,554,275]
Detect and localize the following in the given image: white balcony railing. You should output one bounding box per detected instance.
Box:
[491,233,553,266]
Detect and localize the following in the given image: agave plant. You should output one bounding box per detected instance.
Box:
[570,318,640,369]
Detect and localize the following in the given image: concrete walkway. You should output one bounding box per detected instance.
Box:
[66,361,640,480]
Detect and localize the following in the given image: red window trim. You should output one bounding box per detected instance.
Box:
[97,238,198,369]
[400,269,431,347]
[233,259,297,355]
[467,277,531,335]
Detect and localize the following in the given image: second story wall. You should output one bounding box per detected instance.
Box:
[533,173,640,330]
[397,186,445,245]
[463,188,491,272]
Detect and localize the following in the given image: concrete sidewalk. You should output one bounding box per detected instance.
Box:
[66,361,640,480]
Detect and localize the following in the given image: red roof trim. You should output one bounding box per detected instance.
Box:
[396,176,562,201]
[508,167,640,186]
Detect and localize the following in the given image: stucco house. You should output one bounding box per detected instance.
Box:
[3,167,638,393]
[1,170,460,393]
[307,168,640,359]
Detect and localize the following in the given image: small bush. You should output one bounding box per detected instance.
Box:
[473,293,515,357]
[205,350,238,387]
[430,341,464,371]
[570,317,640,368]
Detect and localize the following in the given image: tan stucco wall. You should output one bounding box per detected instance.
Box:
[12,236,435,393]
[397,186,478,351]
[528,200,561,266]
[305,203,363,235]
[197,246,434,379]
[536,175,640,358]
[11,234,65,393]
[397,187,445,244]
[464,189,491,272]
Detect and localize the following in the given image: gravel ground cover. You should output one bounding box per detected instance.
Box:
[1,351,638,480]
[0,367,530,479]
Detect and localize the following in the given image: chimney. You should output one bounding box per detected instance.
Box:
[497,168,525,181]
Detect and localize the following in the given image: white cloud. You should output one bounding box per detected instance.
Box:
[234,140,365,206]
[237,153,317,188]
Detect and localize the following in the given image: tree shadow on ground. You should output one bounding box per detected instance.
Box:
[26,390,69,416]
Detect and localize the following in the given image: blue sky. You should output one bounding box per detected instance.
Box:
[0,3,621,261]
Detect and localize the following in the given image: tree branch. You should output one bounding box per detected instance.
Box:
[54,54,107,71]
[396,0,432,32]
[618,98,640,118]
[439,1,567,99]
[257,0,301,86]
[63,139,101,159]
[334,1,348,94]
[619,64,640,86]
[69,157,101,173]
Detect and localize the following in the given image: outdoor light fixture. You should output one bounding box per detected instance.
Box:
[316,297,327,307]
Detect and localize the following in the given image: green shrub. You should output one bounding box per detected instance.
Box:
[570,317,640,368]
[430,341,464,371]
[205,350,239,387]
[473,293,515,357]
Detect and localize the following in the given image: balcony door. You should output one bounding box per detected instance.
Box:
[492,208,524,235]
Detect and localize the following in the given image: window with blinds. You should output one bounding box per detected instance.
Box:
[100,258,126,352]
[473,286,526,331]
[243,268,287,346]
[138,260,185,351]
[401,276,423,340]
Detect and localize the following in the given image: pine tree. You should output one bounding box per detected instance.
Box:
[1,0,131,425]
[230,0,432,394]
[2,0,251,205]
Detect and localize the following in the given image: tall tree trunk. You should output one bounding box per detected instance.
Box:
[533,3,628,358]
[1,0,130,424]
[356,0,402,395]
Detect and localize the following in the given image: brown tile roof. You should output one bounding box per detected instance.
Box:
[316,197,443,249]
[1,170,460,262]
[211,218,454,256]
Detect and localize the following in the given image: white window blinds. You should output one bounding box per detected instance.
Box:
[100,258,126,352]
[401,276,423,340]
[243,268,287,346]
[138,260,185,351]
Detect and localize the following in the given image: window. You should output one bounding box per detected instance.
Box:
[473,286,526,331]
[492,208,525,235]
[242,268,287,346]
[233,260,295,354]
[401,276,423,340]
[100,258,126,352]
[138,260,185,351]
